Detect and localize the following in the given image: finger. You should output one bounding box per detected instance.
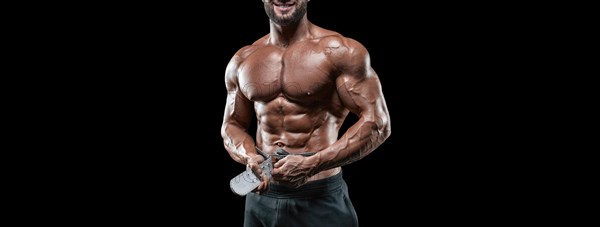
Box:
[273,157,287,168]
[256,181,265,193]
[254,167,264,181]
[247,161,257,170]
[248,160,263,171]
[254,155,265,163]
[256,173,269,193]
[272,164,285,176]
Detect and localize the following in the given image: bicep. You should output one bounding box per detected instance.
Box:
[336,69,386,119]
[334,38,386,116]
[223,88,254,128]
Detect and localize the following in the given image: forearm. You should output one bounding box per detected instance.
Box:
[221,123,257,165]
[312,118,391,172]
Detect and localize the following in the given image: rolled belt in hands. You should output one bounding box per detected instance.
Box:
[229,147,316,196]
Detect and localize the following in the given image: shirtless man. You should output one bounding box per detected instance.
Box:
[221,0,391,226]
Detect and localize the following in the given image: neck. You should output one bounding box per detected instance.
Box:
[269,15,311,47]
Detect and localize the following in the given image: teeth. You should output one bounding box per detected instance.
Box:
[275,2,293,7]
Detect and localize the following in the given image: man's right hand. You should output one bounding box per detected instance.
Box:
[246,154,269,193]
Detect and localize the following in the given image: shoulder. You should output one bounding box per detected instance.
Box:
[310,26,369,59]
[225,35,270,83]
[230,34,271,63]
[314,33,369,69]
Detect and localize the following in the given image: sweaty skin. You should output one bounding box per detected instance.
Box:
[221,0,391,191]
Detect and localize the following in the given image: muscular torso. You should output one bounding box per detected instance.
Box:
[237,35,350,181]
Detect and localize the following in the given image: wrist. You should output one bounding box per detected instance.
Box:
[307,152,322,176]
[243,154,256,166]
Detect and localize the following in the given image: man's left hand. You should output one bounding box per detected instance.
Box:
[271,155,318,188]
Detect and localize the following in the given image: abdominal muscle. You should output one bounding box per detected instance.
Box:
[255,97,344,183]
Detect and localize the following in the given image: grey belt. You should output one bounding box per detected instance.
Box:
[230,147,316,196]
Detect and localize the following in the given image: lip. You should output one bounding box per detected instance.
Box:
[273,1,296,14]
[273,1,296,6]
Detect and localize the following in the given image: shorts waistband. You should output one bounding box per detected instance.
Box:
[260,172,344,199]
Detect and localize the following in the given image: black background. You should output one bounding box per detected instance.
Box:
[67,1,520,226]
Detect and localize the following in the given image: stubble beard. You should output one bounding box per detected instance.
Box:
[264,1,308,26]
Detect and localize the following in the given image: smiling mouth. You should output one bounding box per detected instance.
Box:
[274,2,296,10]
